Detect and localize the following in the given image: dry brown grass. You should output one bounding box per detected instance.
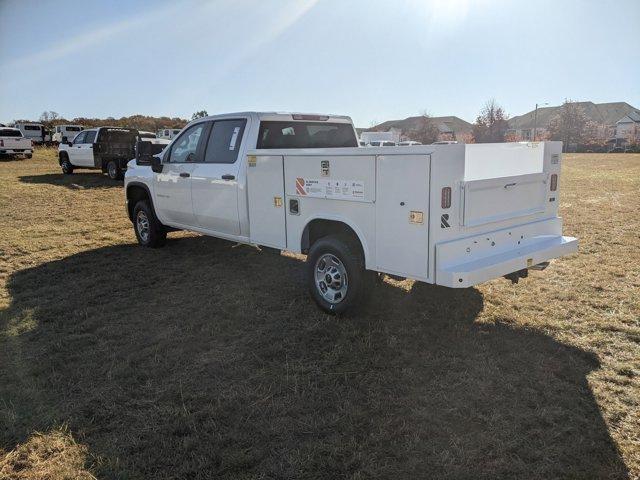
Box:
[0,149,638,479]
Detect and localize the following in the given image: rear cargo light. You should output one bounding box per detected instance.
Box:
[292,114,329,121]
[441,186,452,209]
[550,174,558,191]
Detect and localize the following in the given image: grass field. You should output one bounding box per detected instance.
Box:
[0,148,638,479]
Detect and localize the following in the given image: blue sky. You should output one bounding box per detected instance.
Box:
[1,0,638,127]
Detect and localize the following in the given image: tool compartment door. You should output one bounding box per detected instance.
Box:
[461,172,547,227]
[247,155,287,249]
[375,154,430,280]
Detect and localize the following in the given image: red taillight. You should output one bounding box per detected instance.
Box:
[441,186,452,208]
[550,174,558,191]
[31,140,35,147]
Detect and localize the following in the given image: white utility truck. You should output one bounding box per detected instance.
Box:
[12,122,47,144]
[52,125,84,144]
[59,126,140,180]
[125,112,577,313]
[0,127,33,158]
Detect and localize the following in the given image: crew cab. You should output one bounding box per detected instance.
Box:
[125,112,577,313]
[58,126,139,180]
[0,127,33,158]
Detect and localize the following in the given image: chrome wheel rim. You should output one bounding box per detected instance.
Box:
[314,253,348,304]
[136,211,150,242]
[108,162,117,178]
[62,161,70,172]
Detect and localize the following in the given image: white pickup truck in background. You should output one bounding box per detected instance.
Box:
[0,127,33,159]
[125,112,577,313]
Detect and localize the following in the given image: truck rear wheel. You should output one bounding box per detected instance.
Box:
[306,234,369,314]
[133,200,166,248]
[107,160,123,180]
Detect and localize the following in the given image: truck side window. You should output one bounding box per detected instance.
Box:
[203,119,246,164]
[84,131,96,143]
[168,123,205,163]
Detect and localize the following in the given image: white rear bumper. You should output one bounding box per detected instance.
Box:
[436,230,578,288]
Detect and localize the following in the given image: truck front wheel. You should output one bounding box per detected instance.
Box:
[133,200,166,248]
[60,155,73,174]
[306,234,369,314]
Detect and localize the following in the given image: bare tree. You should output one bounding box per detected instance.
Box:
[472,99,509,143]
[547,100,596,152]
[39,111,61,127]
[410,110,439,144]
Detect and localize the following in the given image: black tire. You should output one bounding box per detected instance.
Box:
[106,160,123,180]
[26,154,32,159]
[306,234,370,315]
[133,199,166,248]
[60,155,73,174]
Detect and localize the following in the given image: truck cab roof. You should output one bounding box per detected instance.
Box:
[189,112,354,125]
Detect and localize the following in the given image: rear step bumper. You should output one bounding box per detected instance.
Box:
[436,235,578,288]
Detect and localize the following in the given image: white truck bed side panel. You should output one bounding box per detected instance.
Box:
[247,155,287,249]
[375,154,430,280]
[282,154,377,266]
[283,154,376,203]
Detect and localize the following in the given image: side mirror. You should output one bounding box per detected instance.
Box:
[62,136,68,144]
[136,140,164,173]
[151,156,163,173]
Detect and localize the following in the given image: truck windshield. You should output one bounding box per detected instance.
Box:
[257,121,357,149]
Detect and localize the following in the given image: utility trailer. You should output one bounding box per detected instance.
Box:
[125,112,577,313]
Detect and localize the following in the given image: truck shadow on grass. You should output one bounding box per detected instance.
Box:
[19,173,121,189]
[0,236,629,479]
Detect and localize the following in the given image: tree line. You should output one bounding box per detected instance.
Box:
[11,111,214,133]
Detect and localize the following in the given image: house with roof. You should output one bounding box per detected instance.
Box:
[363,115,473,143]
[614,110,640,144]
[507,102,639,141]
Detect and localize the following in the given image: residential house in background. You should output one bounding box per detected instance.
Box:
[362,115,473,143]
[613,110,640,146]
[507,102,639,141]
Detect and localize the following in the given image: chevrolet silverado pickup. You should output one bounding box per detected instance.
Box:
[125,112,577,313]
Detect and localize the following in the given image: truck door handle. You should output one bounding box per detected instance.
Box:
[221,174,235,180]
[504,182,517,189]
[179,172,190,178]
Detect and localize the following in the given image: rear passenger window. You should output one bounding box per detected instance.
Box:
[84,131,96,143]
[203,119,246,164]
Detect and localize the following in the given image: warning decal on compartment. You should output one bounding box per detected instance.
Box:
[295,178,365,200]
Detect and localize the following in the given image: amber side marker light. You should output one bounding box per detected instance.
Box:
[441,187,452,208]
